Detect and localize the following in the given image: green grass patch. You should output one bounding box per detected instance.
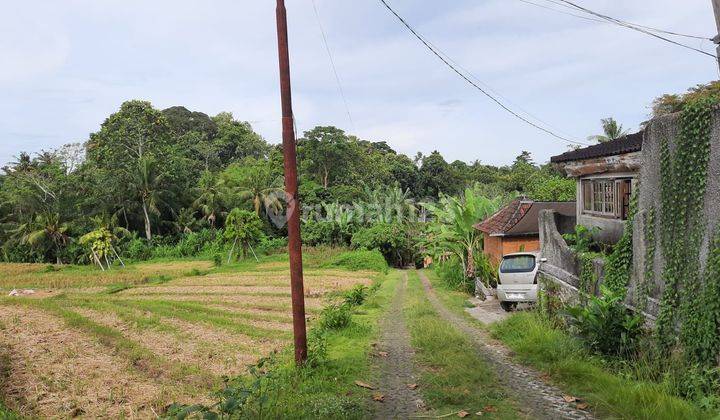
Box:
[405,271,520,418]
[321,249,388,273]
[491,312,711,419]
[424,269,486,327]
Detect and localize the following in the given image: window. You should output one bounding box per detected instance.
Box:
[500,255,536,273]
[581,178,633,219]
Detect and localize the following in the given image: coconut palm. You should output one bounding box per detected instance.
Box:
[129,158,167,240]
[224,158,283,218]
[16,212,71,264]
[194,170,226,229]
[588,117,629,143]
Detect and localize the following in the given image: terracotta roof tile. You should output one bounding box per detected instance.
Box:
[474,199,575,236]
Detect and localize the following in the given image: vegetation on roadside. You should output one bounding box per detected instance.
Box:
[404,272,520,418]
[492,312,711,419]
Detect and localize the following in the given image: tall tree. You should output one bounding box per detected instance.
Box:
[128,158,167,240]
[222,158,283,217]
[588,117,629,143]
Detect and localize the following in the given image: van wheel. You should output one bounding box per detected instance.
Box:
[500,301,516,312]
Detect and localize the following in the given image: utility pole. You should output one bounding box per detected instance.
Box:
[713,0,720,70]
[275,0,308,365]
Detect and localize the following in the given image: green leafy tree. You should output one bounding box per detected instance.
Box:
[193,171,226,229]
[224,208,264,261]
[212,112,270,164]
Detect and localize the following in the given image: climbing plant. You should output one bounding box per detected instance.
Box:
[603,189,638,296]
[636,208,656,312]
[654,97,717,359]
[577,252,599,299]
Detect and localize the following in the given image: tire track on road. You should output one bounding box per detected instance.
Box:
[417,270,594,420]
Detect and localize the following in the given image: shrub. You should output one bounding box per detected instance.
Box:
[564,286,644,357]
[562,225,600,254]
[318,303,352,330]
[343,284,368,306]
[435,257,474,294]
[123,236,152,261]
[321,249,388,273]
[302,219,354,247]
[350,223,416,267]
[256,237,288,255]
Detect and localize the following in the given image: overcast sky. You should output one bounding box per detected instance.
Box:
[1,0,717,168]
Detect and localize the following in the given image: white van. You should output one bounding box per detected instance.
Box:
[496,251,541,312]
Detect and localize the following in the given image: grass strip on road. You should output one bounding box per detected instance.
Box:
[491,312,710,420]
[404,271,522,419]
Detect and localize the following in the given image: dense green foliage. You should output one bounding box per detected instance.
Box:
[1,100,573,265]
[655,97,718,363]
[565,286,644,357]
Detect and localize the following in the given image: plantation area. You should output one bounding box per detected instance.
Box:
[0,253,378,418]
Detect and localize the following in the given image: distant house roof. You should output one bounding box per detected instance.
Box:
[550,131,644,164]
[474,198,575,236]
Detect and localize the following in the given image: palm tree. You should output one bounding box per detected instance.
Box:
[588,117,629,143]
[226,159,283,218]
[17,212,71,264]
[129,158,166,240]
[193,170,226,229]
[173,207,200,234]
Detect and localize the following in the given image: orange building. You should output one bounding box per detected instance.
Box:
[475,198,575,266]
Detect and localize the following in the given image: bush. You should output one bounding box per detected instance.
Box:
[318,303,353,330]
[302,219,354,247]
[564,286,644,357]
[350,223,416,267]
[562,225,600,254]
[435,257,474,294]
[343,284,368,306]
[123,236,152,261]
[256,237,288,255]
[321,249,388,273]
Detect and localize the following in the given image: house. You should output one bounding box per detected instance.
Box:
[475,198,575,265]
[550,131,643,244]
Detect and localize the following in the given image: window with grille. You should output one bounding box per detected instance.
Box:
[580,178,633,219]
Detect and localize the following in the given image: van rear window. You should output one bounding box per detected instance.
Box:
[500,255,536,273]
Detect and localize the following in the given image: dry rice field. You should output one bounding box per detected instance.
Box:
[0,260,375,418]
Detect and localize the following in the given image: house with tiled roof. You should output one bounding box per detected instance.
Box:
[551,131,643,243]
[474,198,575,265]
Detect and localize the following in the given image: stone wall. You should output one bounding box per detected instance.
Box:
[539,109,720,320]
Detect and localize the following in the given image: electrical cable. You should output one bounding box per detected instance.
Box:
[378,0,589,146]
[554,0,716,58]
[311,0,355,131]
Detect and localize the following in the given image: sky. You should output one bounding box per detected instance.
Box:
[0,0,717,168]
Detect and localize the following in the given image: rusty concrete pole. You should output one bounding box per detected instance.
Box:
[276,0,308,365]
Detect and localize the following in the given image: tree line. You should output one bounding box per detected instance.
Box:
[0,99,575,265]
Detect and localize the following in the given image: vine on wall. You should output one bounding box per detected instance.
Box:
[654,97,717,361]
[603,189,638,296]
[636,208,655,312]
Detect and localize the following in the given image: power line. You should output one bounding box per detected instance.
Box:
[541,0,710,40]
[554,0,716,59]
[515,0,607,25]
[311,0,355,131]
[377,0,588,146]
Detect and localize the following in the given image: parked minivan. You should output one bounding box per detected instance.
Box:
[496,251,542,312]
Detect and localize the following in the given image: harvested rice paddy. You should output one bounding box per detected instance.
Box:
[0,259,376,418]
